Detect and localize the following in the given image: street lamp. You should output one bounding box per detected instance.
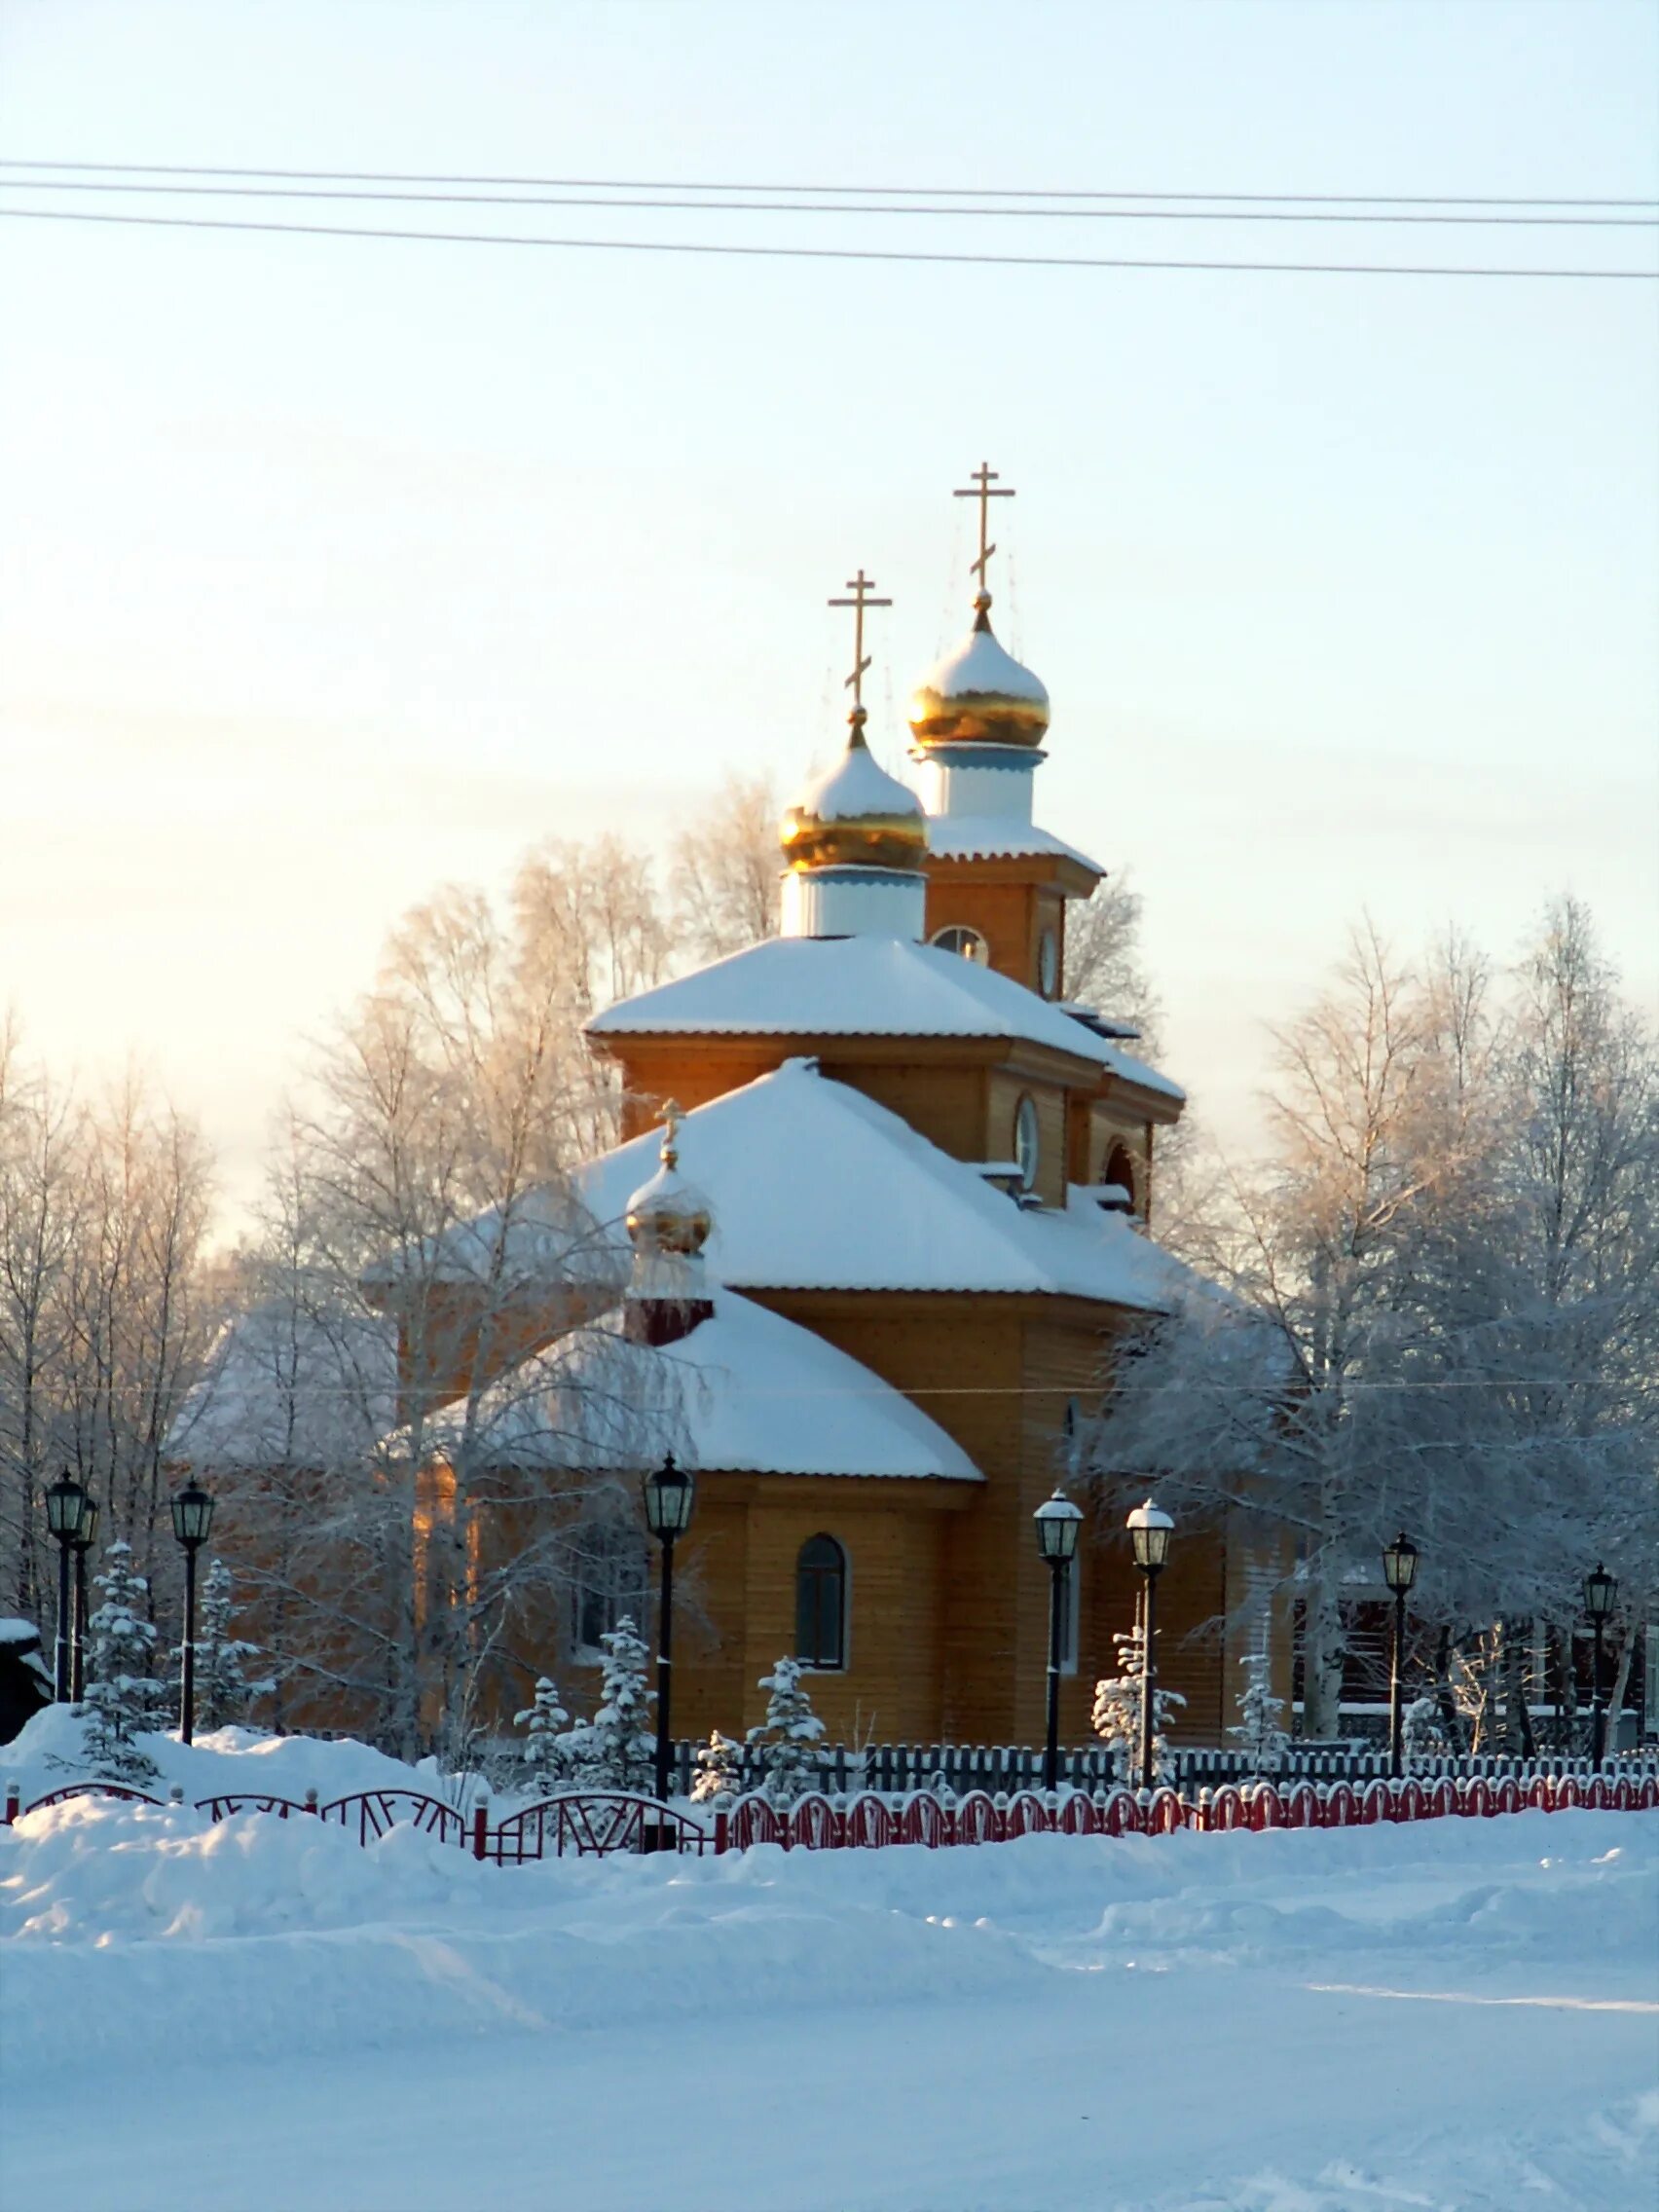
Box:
[1381,1531,1419,1780]
[1126,1499,1174,1793]
[1584,1564,1617,1765]
[1033,1489,1084,1792]
[71,1495,100,1704]
[170,1480,216,1746]
[642,1453,695,1809]
[44,1471,90,1702]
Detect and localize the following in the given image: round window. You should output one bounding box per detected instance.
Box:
[931,925,989,965]
[1038,927,1059,999]
[1014,1094,1041,1191]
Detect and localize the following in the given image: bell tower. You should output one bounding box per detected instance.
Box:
[909,464,1101,1002]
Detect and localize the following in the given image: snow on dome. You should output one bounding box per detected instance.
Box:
[431,1287,980,1483]
[779,718,928,874]
[909,599,1051,751]
[624,1110,712,1260]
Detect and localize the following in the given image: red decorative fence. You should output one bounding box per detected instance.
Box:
[6,1768,1657,1862]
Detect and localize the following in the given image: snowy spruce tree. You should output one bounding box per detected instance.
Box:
[690,1728,745,1806]
[83,1542,166,1783]
[1091,1626,1185,1788]
[181,1559,268,1730]
[746,1657,826,1807]
[1228,1650,1288,1775]
[515,1677,577,1795]
[573,1617,655,1792]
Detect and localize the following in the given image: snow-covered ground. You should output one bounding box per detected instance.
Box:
[3,1762,1654,2212]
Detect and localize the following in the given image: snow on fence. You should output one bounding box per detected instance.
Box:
[6,1761,1657,1861]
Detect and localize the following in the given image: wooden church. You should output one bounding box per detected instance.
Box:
[465,470,1281,1751]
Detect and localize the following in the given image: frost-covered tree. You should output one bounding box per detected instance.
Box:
[514,1676,576,1795]
[1228,1650,1288,1774]
[1402,1693,1450,1772]
[1091,1626,1185,1786]
[669,773,780,964]
[747,1657,826,1807]
[83,1542,165,1782]
[571,1616,655,1792]
[181,1559,268,1731]
[690,1728,745,1806]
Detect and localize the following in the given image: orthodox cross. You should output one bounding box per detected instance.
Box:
[954,461,1015,588]
[659,1098,682,1168]
[828,569,891,712]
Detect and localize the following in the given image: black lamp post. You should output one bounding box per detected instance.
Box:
[642,1453,695,1807]
[170,1480,215,1746]
[44,1471,90,1703]
[71,1495,100,1704]
[1382,1531,1419,1780]
[1126,1499,1173,1792]
[1033,1489,1083,1792]
[1584,1564,1617,1765]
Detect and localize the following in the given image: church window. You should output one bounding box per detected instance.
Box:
[931,924,989,965]
[1055,1557,1080,1676]
[1038,926,1059,999]
[571,1520,649,1660]
[1014,1094,1041,1192]
[795,1533,847,1671]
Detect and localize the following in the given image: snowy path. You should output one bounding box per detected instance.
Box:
[4,1805,1656,2211]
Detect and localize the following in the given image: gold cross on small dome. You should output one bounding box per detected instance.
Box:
[828,569,892,718]
[953,461,1016,589]
[659,1098,682,1168]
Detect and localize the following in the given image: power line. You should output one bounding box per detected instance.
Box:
[4,158,1654,208]
[1,178,1652,228]
[4,205,1650,281]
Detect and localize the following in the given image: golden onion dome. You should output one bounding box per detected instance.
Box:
[778,709,929,873]
[624,1107,713,1259]
[908,593,1051,751]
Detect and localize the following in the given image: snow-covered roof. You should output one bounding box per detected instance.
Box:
[166,1302,399,1470]
[588,932,1157,1076]
[925,814,1103,877]
[444,1289,981,1482]
[564,1059,1205,1309]
[919,623,1050,709]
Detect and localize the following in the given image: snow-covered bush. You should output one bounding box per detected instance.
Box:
[690,1728,744,1806]
[571,1616,655,1793]
[514,1677,577,1794]
[83,1543,166,1784]
[1228,1650,1288,1774]
[1091,1625,1185,1787]
[746,1657,825,1807]
[1403,1693,1451,1771]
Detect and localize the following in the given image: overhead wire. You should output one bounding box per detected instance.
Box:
[3,158,1654,207]
[0,178,1653,227]
[2,205,1650,279]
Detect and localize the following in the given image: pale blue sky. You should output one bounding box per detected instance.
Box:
[2,0,1655,1219]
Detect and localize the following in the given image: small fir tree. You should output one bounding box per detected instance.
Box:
[179,1559,268,1730]
[1228,1649,1288,1775]
[1091,1625,1185,1787]
[747,1656,826,1807]
[690,1728,745,1806]
[1402,1694,1450,1772]
[573,1616,655,1792]
[84,1542,165,1784]
[514,1677,577,1795]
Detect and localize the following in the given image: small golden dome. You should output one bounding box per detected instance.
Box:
[908,594,1051,751]
[624,1106,713,1258]
[779,710,929,873]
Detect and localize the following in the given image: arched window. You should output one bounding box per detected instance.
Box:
[931,924,989,965]
[795,1534,847,1671]
[1104,1143,1138,1213]
[1014,1094,1042,1192]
